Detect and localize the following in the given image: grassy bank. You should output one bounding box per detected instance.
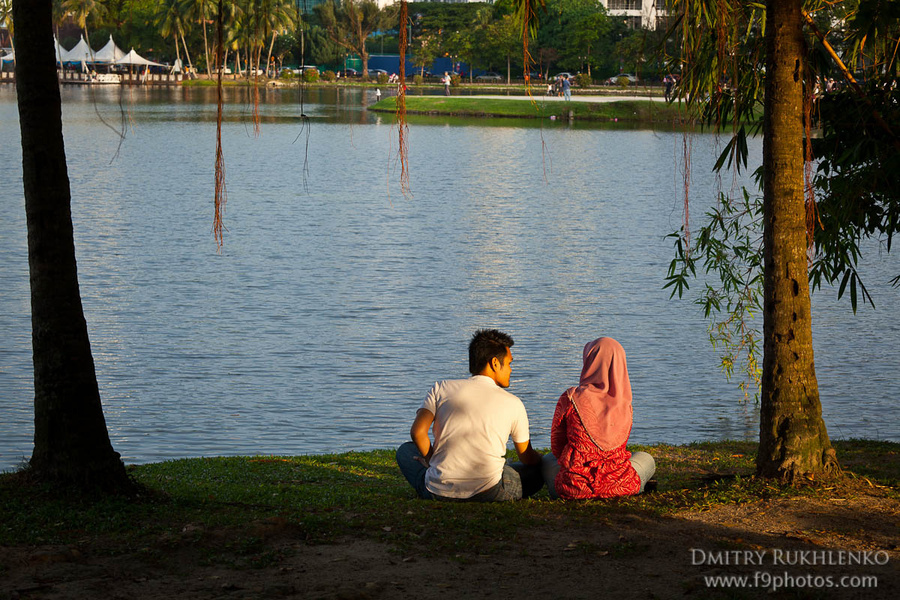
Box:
[369,96,691,124]
[2,440,896,557]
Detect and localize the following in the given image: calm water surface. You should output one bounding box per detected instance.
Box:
[1,86,897,470]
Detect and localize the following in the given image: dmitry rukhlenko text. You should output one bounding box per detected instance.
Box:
[691,548,890,567]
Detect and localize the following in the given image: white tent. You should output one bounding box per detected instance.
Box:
[114,48,164,68]
[53,37,67,64]
[93,35,125,64]
[60,35,94,64]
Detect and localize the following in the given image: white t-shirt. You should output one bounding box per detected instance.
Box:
[422,375,530,498]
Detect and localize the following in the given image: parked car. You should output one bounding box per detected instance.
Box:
[369,68,388,78]
[554,72,576,80]
[292,65,318,75]
[340,67,359,77]
[607,73,638,85]
[240,68,264,77]
[476,72,502,82]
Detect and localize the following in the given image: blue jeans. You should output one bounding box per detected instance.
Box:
[395,441,543,502]
[564,87,571,101]
[542,451,656,499]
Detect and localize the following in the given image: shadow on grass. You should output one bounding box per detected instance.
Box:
[1,441,897,558]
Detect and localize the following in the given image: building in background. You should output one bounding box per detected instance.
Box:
[603,0,666,30]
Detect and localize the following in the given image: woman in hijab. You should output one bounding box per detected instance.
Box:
[542,337,655,499]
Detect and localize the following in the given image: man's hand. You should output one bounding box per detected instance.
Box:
[514,440,543,466]
[410,408,435,460]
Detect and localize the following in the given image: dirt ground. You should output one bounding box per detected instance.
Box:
[2,490,898,600]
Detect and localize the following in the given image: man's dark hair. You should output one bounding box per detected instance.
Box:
[468,329,514,375]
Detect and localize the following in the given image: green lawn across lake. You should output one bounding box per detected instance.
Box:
[370,95,691,124]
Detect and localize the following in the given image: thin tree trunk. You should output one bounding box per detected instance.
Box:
[202,19,211,76]
[181,33,193,72]
[266,30,277,78]
[12,0,130,492]
[757,0,839,480]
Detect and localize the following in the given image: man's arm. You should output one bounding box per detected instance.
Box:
[514,440,542,466]
[410,408,434,461]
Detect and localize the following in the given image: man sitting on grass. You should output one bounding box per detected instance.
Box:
[396,329,544,501]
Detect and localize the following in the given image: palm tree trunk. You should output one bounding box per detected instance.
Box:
[756,0,839,480]
[202,19,211,76]
[12,0,130,492]
[181,33,193,72]
[266,30,277,78]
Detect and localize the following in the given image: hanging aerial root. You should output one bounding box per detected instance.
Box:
[395,0,411,197]
[682,133,693,253]
[214,0,228,251]
[516,0,543,106]
[522,23,534,103]
[515,0,549,180]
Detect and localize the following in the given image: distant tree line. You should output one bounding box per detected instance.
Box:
[29,0,667,81]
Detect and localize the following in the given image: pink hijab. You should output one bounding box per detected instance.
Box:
[567,337,633,450]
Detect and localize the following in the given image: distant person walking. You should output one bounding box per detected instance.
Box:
[664,74,674,102]
[562,75,571,101]
[442,72,451,96]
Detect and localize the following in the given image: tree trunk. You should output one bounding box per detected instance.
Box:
[181,33,193,72]
[12,0,130,492]
[202,19,211,76]
[757,0,839,480]
[266,30,277,78]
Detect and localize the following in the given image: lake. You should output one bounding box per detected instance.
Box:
[1,85,897,470]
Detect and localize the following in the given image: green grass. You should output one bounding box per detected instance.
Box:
[1,441,896,558]
[370,96,691,124]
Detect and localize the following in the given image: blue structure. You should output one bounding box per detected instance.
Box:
[367,54,470,77]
